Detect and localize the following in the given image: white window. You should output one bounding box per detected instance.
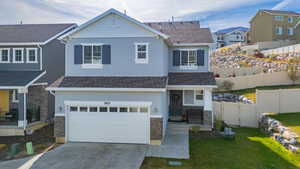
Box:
[82,44,102,68]
[288,27,294,35]
[13,48,24,63]
[275,27,283,35]
[12,90,19,103]
[183,90,204,106]
[26,48,38,63]
[274,16,284,21]
[179,50,198,69]
[135,43,149,64]
[288,16,293,23]
[0,48,10,63]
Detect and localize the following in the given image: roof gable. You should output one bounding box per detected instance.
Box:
[61,8,168,40]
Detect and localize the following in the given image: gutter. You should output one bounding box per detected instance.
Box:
[37,44,43,70]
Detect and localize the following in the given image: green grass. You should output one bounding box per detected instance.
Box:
[269,113,300,142]
[141,128,300,169]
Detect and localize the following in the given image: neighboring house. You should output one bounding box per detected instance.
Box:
[296,21,300,43]
[249,9,300,43]
[0,23,76,135]
[214,27,249,48]
[47,8,216,144]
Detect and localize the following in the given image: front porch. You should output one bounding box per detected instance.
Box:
[0,71,48,136]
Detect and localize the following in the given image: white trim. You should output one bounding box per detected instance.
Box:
[135,43,149,64]
[26,48,38,63]
[37,45,42,70]
[81,64,103,69]
[64,101,152,107]
[167,85,217,90]
[0,43,42,46]
[0,86,24,89]
[43,25,77,45]
[12,90,19,103]
[288,27,294,36]
[0,48,10,63]
[172,43,214,47]
[13,48,24,63]
[25,71,47,88]
[59,8,169,40]
[82,44,103,66]
[46,87,166,92]
[23,93,27,129]
[55,113,65,117]
[31,82,48,86]
[182,89,204,106]
[150,114,163,118]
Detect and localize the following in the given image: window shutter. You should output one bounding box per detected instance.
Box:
[102,45,111,64]
[197,50,205,66]
[74,45,82,64]
[9,48,13,62]
[173,50,180,66]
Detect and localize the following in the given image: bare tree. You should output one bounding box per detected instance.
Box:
[287,58,300,85]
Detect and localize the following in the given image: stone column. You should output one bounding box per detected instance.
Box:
[17,88,28,128]
[203,88,213,127]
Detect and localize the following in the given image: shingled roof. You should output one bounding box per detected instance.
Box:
[0,23,76,43]
[145,21,214,44]
[168,72,216,86]
[49,76,168,88]
[0,71,45,87]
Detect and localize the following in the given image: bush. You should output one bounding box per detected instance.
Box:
[190,126,201,133]
[219,80,234,91]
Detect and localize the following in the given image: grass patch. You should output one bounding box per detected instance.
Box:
[269,113,300,142]
[141,128,300,169]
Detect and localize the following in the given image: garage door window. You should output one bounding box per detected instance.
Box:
[119,107,128,112]
[70,106,78,112]
[80,107,88,112]
[109,107,118,112]
[140,107,148,113]
[129,107,138,112]
[89,107,98,112]
[99,107,108,112]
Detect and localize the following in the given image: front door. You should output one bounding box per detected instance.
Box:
[169,90,183,120]
[0,90,9,117]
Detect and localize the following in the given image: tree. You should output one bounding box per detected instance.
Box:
[287,58,300,85]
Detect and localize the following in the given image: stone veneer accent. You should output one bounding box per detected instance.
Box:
[203,110,212,127]
[27,85,49,122]
[150,117,163,140]
[54,116,65,137]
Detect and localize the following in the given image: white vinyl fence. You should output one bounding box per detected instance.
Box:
[214,89,300,128]
[261,44,300,56]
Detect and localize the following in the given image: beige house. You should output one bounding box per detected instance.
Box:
[249,9,300,43]
[296,22,300,43]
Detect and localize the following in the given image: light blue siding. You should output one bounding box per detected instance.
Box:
[65,37,168,76]
[168,46,209,72]
[55,91,168,117]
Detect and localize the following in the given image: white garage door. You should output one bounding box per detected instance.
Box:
[66,101,151,144]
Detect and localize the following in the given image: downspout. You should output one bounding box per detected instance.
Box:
[37,44,43,70]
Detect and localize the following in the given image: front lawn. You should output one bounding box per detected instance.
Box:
[141,128,300,169]
[269,113,300,142]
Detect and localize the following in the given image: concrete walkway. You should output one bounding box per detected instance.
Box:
[146,122,190,159]
[0,143,147,169]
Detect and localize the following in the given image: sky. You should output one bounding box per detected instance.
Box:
[1,0,300,32]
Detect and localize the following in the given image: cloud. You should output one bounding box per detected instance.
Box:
[272,0,299,10]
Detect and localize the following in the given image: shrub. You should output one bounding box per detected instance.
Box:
[219,80,234,91]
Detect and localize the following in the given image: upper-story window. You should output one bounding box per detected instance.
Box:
[275,26,283,35]
[26,48,38,63]
[82,44,102,68]
[0,48,10,63]
[274,16,284,21]
[13,48,24,63]
[288,27,294,35]
[135,43,149,64]
[181,50,197,67]
[288,16,293,23]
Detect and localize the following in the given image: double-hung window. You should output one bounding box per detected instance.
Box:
[13,48,24,63]
[288,27,294,35]
[288,16,293,23]
[274,16,284,21]
[26,48,38,63]
[180,50,197,69]
[0,48,10,63]
[82,44,102,68]
[275,26,283,35]
[183,90,204,106]
[135,43,149,64]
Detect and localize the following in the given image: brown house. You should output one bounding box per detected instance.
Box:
[249,9,300,43]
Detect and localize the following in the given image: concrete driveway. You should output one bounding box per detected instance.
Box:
[0,143,147,169]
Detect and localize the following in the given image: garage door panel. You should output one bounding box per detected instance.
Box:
[68,111,150,144]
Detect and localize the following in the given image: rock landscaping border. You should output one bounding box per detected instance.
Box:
[259,114,299,153]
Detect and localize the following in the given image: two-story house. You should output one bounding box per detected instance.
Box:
[214,27,249,48]
[47,9,216,145]
[249,9,300,43]
[0,23,76,135]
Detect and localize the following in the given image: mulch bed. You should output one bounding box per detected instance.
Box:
[189,130,222,139]
[0,123,55,144]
